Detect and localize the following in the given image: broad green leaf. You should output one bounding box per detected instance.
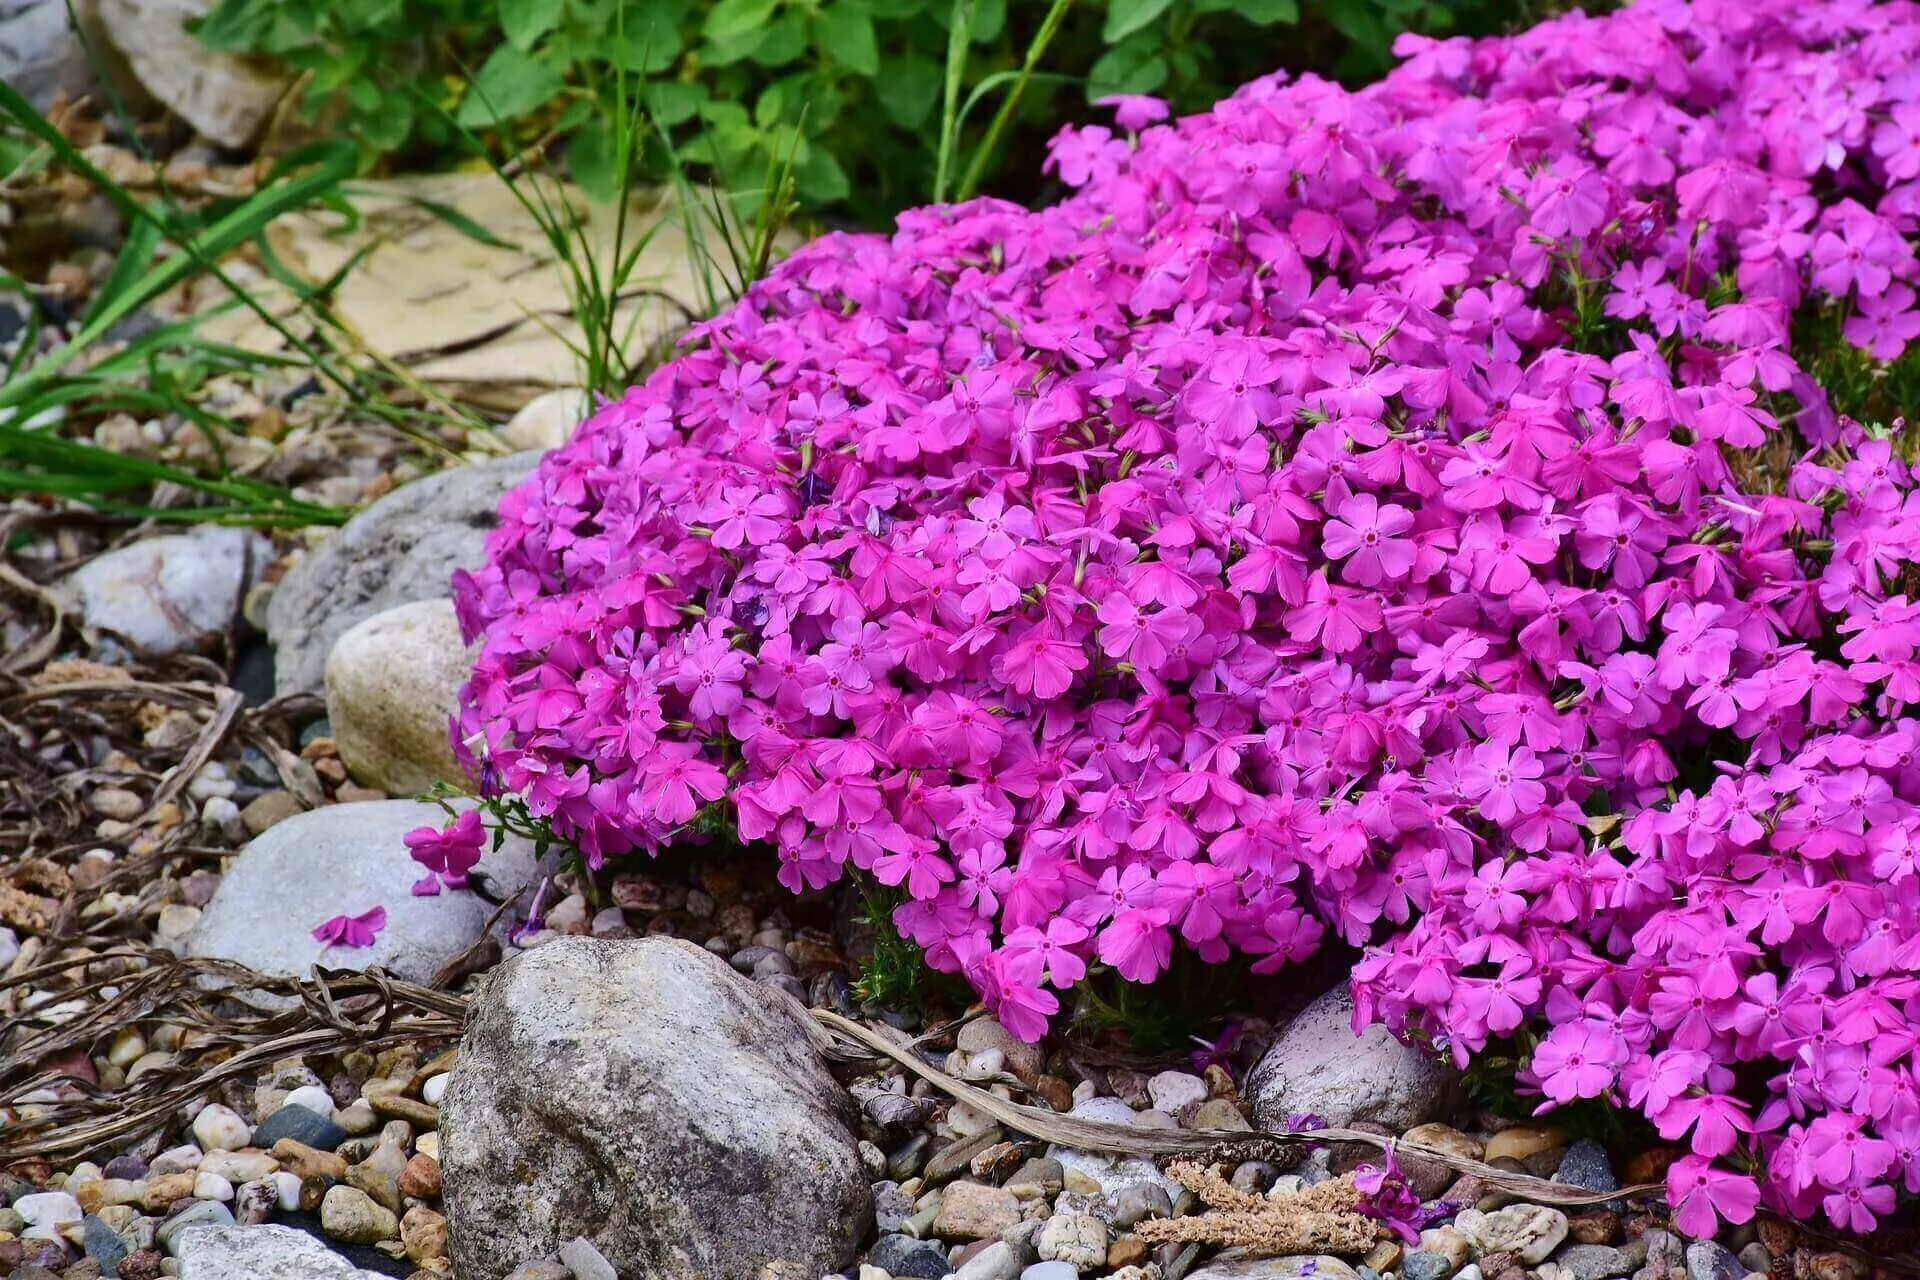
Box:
[454,45,564,125]
[1193,0,1297,19]
[1087,36,1166,99]
[1103,0,1173,43]
[648,80,710,127]
[569,119,622,203]
[500,0,565,50]
[793,144,850,204]
[817,2,879,76]
[704,0,778,40]
[750,13,809,66]
[876,52,941,127]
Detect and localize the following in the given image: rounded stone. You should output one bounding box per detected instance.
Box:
[1246,986,1455,1132]
[325,598,473,795]
[186,799,545,984]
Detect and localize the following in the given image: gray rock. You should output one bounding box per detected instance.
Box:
[157,1201,236,1255]
[57,526,269,655]
[869,1232,949,1278]
[954,1240,1023,1280]
[440,937,870,1280]
[174,1223,386,1278]
[1554,1139,1621,1209]
[558,1237,618,1280]
[1401,1250,1458,1280]
[267,452,538,695]
[1685,1241,1743,1280]
[502,387,591,452]
[1187,1258,1362,1280]
[82,1214,128,1271]
[325,599,473,794]
[0,0,109,110]
[186,799,544,984]
[871,1181,914,1233]
[1108,1183,1171,1228]
[1558,1244,1634,1280]
[1246,986,1454,1133]
[253,1104,347,1152]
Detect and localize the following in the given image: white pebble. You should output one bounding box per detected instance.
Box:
[0,925,18,970]
[200,795,242,834]
[273,1171,304,1211]
[1147,1070,1208,1114]
[193,1171,235,1202]
[15,1191,82,1239]
[150,1144,204,1175]
[191,1103,251,1152]
[421,1073,449,1105]
[283,1084,335,1116]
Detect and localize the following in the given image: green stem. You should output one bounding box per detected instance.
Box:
[956,0,1073,202]
[932,0,977,205]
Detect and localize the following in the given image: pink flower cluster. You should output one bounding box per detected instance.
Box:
[454,0,1920,1234]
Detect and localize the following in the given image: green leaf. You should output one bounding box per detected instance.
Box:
[500,0,564,50]
[1087,36,1166,98]
[793,142,850,204]
[876,52,940,127]
[750,13,809,66]
[454,45,564,125]
[816,2,879,76]
[1193,0,1296,18]
[1103,0,1173,43]
[704,0,778,40]
[648,80,709,127]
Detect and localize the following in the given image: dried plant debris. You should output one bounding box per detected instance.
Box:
[1134,1163,1383,1257]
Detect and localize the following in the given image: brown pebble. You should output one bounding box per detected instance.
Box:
[1108,1236,1149,1269]
[1566,1208,1622,1245]
[398,1152,442,1199]
[273,1138,348,1183]
[367,1092,439,1128]
[117,1250,164,1280]
[142,1171,196,1210]
[1032,1075,1072,1112]
[1621,1145,1682,1186]
[240,790,303,835]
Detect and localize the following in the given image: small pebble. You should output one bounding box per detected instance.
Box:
[189,1104,251,1152]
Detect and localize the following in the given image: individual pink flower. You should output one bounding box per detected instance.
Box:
[405,811,487,894]
[312,907,387,949]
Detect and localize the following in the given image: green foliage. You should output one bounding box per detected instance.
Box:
[851,881,971,1013]
[1070,948,1250,1055]
[191,0,1538,226]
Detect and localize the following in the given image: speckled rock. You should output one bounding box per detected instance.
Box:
[174,1223,386,1279]
[440,937,869,1280]
[267,452,538,695]
[1246,986,1454,1131]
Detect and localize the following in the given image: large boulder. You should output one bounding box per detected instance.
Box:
[440,937,869,1280]
[267,453,537,696]
[174,1223,385,1279]
[325,599,471,795]
[186,799,543,983]
[1245,985,1455,1133]
[56,526,270,655]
